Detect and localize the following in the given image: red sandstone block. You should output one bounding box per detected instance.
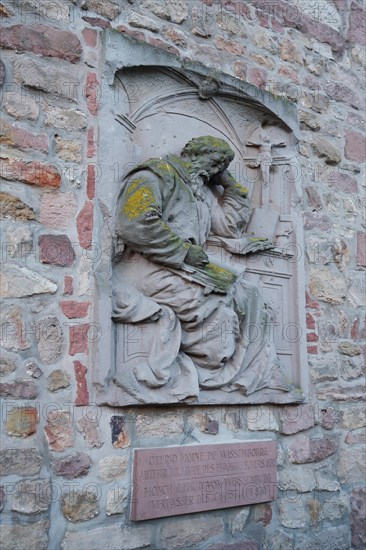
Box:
[60,301,91,319]
[345,130,366,163]
[1,122,48,153]
[64,275,74,296]
[328,171,358,194]
[87,165,95,200]
[117,24,146,42]
[82,28,97,47]
[39,234,75,267]
[307,332,318,342]
[306,313,316,330]
[86,128,95,158]
[0,24,82,63]
[307,345,318,354]
[76,201,93,250]
[248,68,267,89]
[85,73,99,116]
[148,36,180,56]
[215,36,245,56]
[306,291,319,309]
[348,1,366,46]
[74,360,89,406]
[82,16,111,29]
[357,232,366,267]
[0,157,61,188]
[351,318,359,341]
[69,324,89,356]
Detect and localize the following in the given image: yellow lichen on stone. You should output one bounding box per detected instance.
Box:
[122,185,156,220]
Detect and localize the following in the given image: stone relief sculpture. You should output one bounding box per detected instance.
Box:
[93,35,307,405]
[112,136,299,403]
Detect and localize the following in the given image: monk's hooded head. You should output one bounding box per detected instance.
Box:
[181,136,234,179]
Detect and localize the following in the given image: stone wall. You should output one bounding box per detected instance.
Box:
[0,1,365,549]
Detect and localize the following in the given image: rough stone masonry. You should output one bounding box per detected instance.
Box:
[0,1,365,549]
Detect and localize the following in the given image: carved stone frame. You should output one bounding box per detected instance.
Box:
[91,30,308,406]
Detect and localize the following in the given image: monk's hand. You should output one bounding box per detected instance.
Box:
[185,245,209,267]
[211,170,235,188]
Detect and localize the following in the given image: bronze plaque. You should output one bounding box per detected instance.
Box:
[130,441,277,521]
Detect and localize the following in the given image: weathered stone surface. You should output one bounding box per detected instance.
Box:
[338,341,361,356]
[77,415,104,448]
[98,456,128,481]
[39,234,75,267]
[44,410,73,451]
[299,111,321,131]
[110,415,128,448]
[349,273,366,307]
[311,137,341,165]
[341,356,364,380]
[288,435,338,463]
[82,15,111,28]
[0,520,49,550]
[323,81,360,109]
[61,489,99,522]
[47,369,70,391]
[338,447,366,483]
[230,507,250,534]
[135,413,183,437]
[216,12,247,37]
[143,0,187,24]
[320,493,348,522]
[295,525,350,550]
[307,498,321,525]
[332,238,349,271]
[44,106,86,129]
[270,529,294,550]
[76,201,93,249]
[247,406,279,431]
[310,363,338,382]
[12,478,51,514]
[36,315,63,364]
[5,406,38,437]
[14,58,79,101]
[278,467,316,493]
[106,484,126,515]
[2,90,39,120]
[345,130,366,163]
[357,232,366,267]
[278,499,306,528]
[1,121,48,153]
[55,138,82,163]
[61,525,152,550]
[39,192,76,229]
[0,378,38,399]
[0,265,57,298]
[0,157,61,188]
[6,226,33,259]
[52,452,91,479]
[0,24,81,63]
[350,487,366,549]
[25,360,43,378]
[60,301,90,319]
[309,269,346,305]
[14,0,70,22]
[207,543,258,550]
[129,11,160,32]
[81,0,120,20]
[0,192,35,221]
[278,404,315,435]
[0,355,17,376]
[159,516,224,549]
[74,360,89,406]
[317,384,366,401]
[0,448,42,476]
[303,212,331,231]
[0,305,30,351]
